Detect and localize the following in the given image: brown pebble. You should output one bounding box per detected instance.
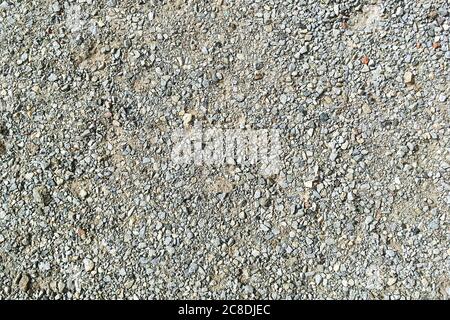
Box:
[428,10,438,20]
[254,71,264,80]
[432,42,441,49]
[76,227,86,239]
[18,274,30,292]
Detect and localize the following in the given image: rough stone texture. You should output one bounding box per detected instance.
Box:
[0,0,449,300]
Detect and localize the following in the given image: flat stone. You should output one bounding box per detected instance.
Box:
[404,71,414,84]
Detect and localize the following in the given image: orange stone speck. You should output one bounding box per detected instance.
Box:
[432,42,441,49]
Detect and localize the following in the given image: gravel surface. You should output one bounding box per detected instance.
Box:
[0,0,449,300]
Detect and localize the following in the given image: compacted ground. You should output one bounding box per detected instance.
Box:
[0,0,449,299]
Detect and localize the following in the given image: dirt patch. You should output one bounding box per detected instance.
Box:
[349,4,383,32]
